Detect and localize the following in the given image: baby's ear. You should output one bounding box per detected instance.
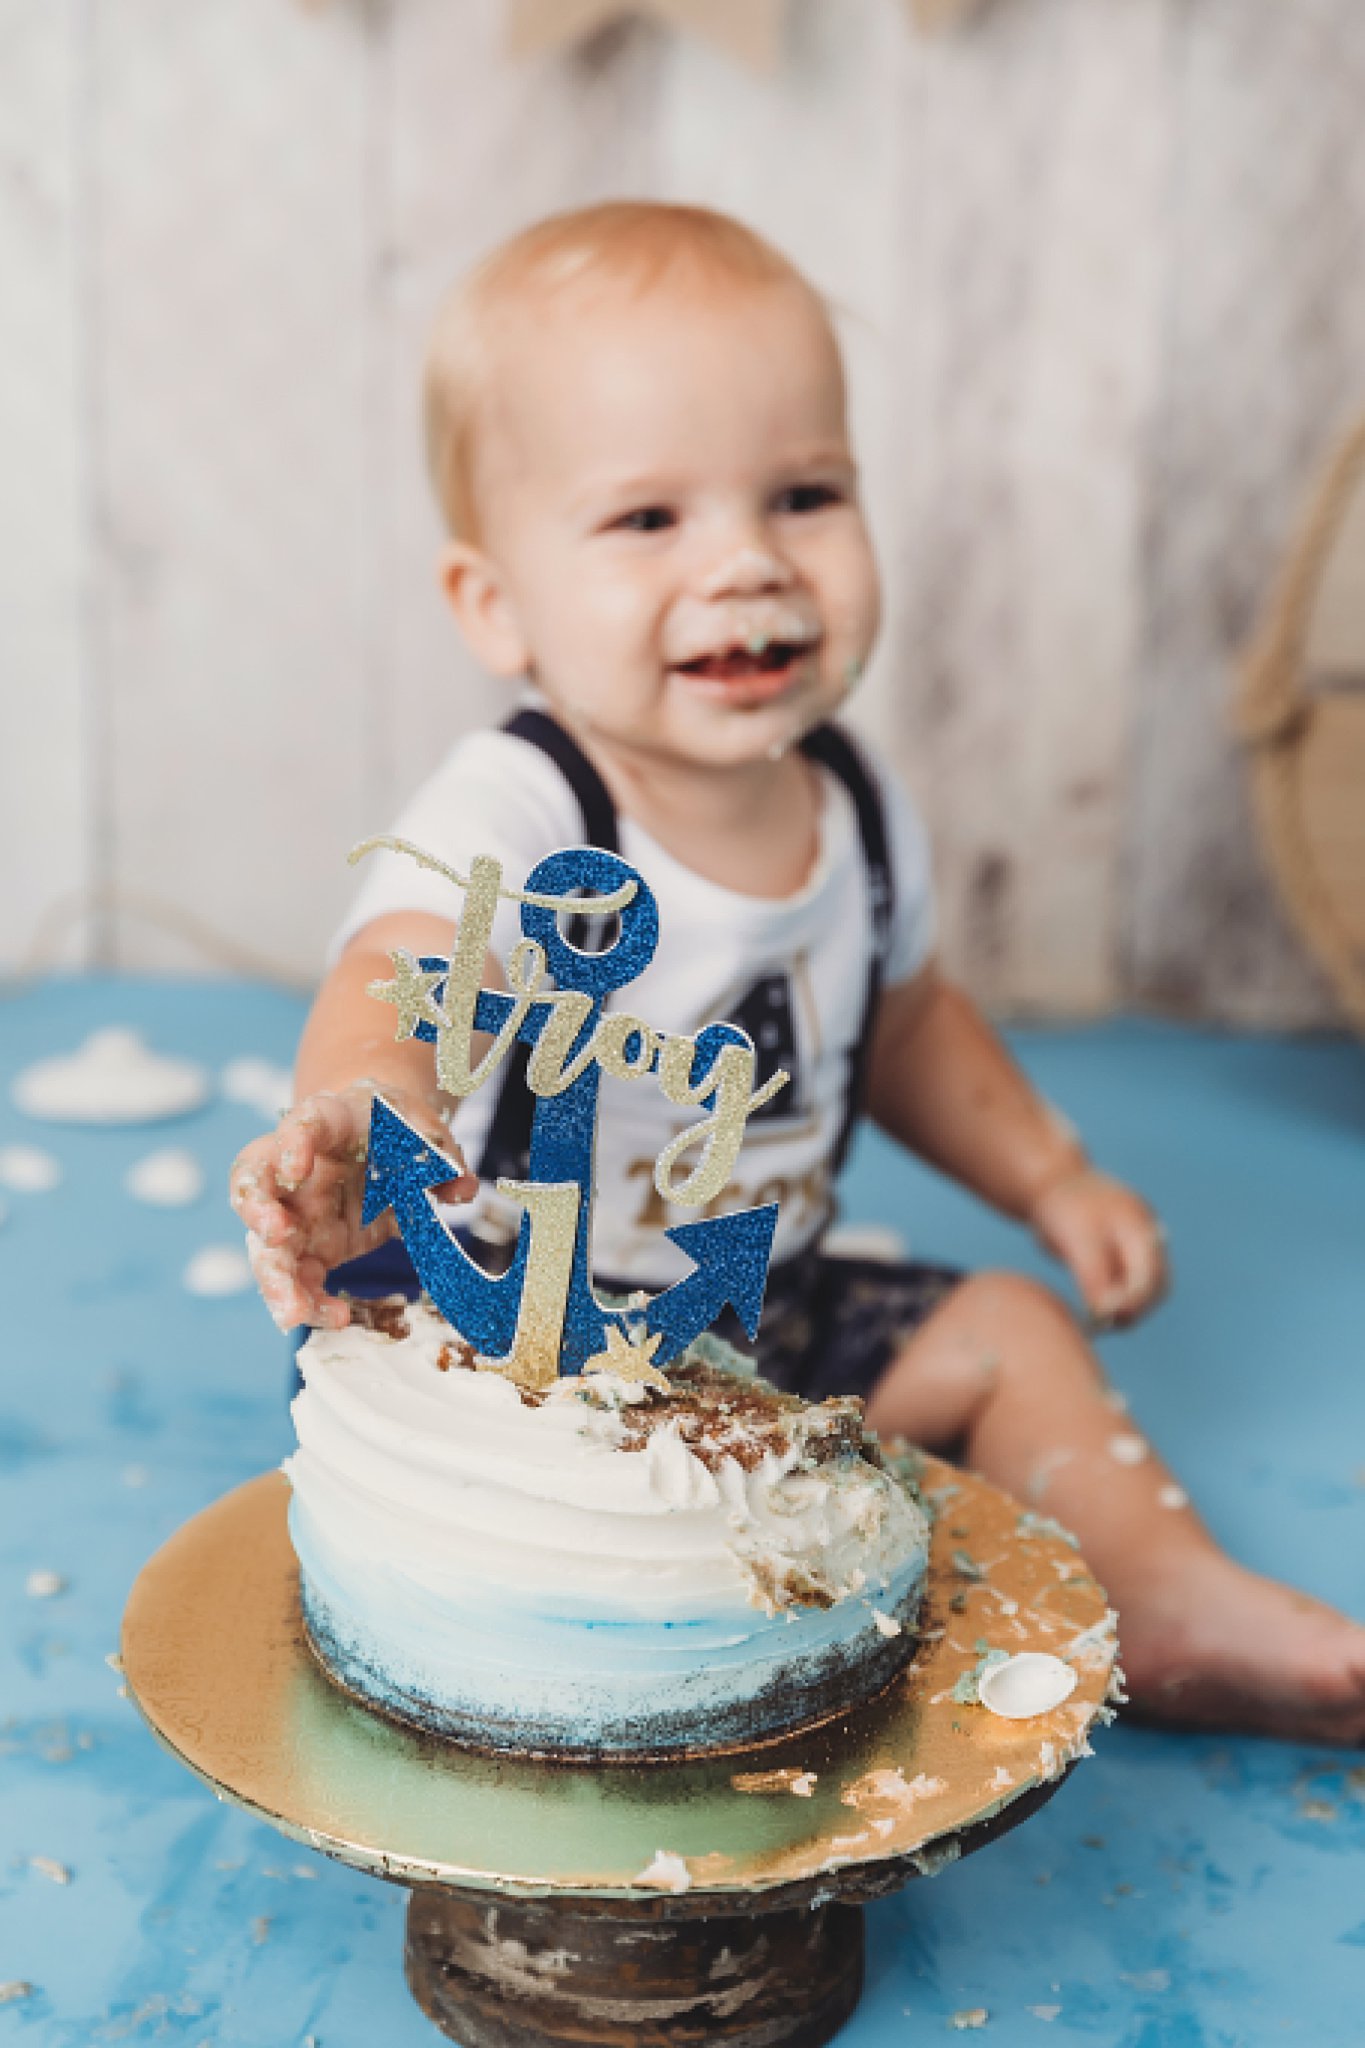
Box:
[438,542,528,679]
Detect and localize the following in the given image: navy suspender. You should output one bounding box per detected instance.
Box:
[799,722,895,1179]
[503,707,621,852]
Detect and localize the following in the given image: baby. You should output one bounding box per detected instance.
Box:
[232,201,1365,1745]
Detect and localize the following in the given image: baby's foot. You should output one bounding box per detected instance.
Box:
[1118,1550,1365,1746]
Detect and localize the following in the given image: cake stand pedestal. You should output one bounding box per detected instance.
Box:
[121,1461,1118,2047]
[405,1886,865,2047]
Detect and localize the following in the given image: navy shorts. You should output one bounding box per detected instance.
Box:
[725,1251,963,1405]
[290,1239,963,1409]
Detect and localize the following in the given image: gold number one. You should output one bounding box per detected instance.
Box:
[494,1179,582,1391]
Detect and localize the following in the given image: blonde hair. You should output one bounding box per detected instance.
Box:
[423,201,825,541]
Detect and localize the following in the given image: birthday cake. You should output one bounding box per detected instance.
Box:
[286,1296,930,1760]
[281,836,931,1758]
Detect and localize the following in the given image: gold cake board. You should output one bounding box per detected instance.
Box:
[121,1460,1118,2045]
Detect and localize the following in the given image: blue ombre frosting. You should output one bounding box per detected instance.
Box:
[285,1301,930,1758]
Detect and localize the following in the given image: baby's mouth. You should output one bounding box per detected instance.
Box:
[671,638,817,684]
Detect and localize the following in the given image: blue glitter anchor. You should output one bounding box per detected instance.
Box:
[360,846,780,1384]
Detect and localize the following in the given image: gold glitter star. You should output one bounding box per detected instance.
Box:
[367,950,445,1041]
[582,1321,671,1392]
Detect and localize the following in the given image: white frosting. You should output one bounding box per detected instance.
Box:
[286,1299,931,1752]
[286,1301,925,1631]
[634,1850,692,1893]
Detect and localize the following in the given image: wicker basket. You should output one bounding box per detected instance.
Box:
[1239,415,1365,1035]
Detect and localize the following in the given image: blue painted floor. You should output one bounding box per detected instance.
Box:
[2,978,1363,2046]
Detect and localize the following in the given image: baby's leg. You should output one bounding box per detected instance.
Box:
[866,1273,1365,1746]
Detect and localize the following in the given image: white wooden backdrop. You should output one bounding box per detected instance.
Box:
[4,0,1363,1023]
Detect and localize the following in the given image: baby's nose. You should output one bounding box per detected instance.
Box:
[696,544,793,600]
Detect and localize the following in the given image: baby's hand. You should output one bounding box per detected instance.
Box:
[229,1084,475,1332]
[1027,1165,1167,1329]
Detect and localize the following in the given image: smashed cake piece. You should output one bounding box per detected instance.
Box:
[286,1296,931,1759]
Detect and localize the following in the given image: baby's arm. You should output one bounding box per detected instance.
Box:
[230,910,478,1331]
[866,966,1166,1325]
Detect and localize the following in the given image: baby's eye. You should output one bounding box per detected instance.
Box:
[610,505,677,534]
[773,482,842,516]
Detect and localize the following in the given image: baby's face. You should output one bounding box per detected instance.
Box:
[462,273,880,772]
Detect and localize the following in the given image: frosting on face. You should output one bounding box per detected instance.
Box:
[285,1299,931,1753]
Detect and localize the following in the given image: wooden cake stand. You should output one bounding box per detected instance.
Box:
[120,1458,1119,2047]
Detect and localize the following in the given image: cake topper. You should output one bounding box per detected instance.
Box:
[354,839,787,1391]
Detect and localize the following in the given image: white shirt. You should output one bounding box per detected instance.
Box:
[335,725,936,1284]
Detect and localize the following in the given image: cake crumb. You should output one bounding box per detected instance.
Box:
[435,1338,476,1372]
[0,1983,34,2006]
[1107,1433,1148,1467]
[1015,1510,1079,1549]
[870,1608,902,1638]
[1028,2005,1061,2022]
[950,2007,989,2029]
[611,1360,878,1482]
[843,1767,945,1814]
[26,1570,66,1599]
[731,1766,817,1796]
[251,1915,271,1944]
[30,1856,70,1885]
[345,1295,412,1342]
[633,1849,691,1893]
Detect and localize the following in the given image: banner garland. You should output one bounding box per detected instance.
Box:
[505,0,784,70]
[301,1,994,57]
